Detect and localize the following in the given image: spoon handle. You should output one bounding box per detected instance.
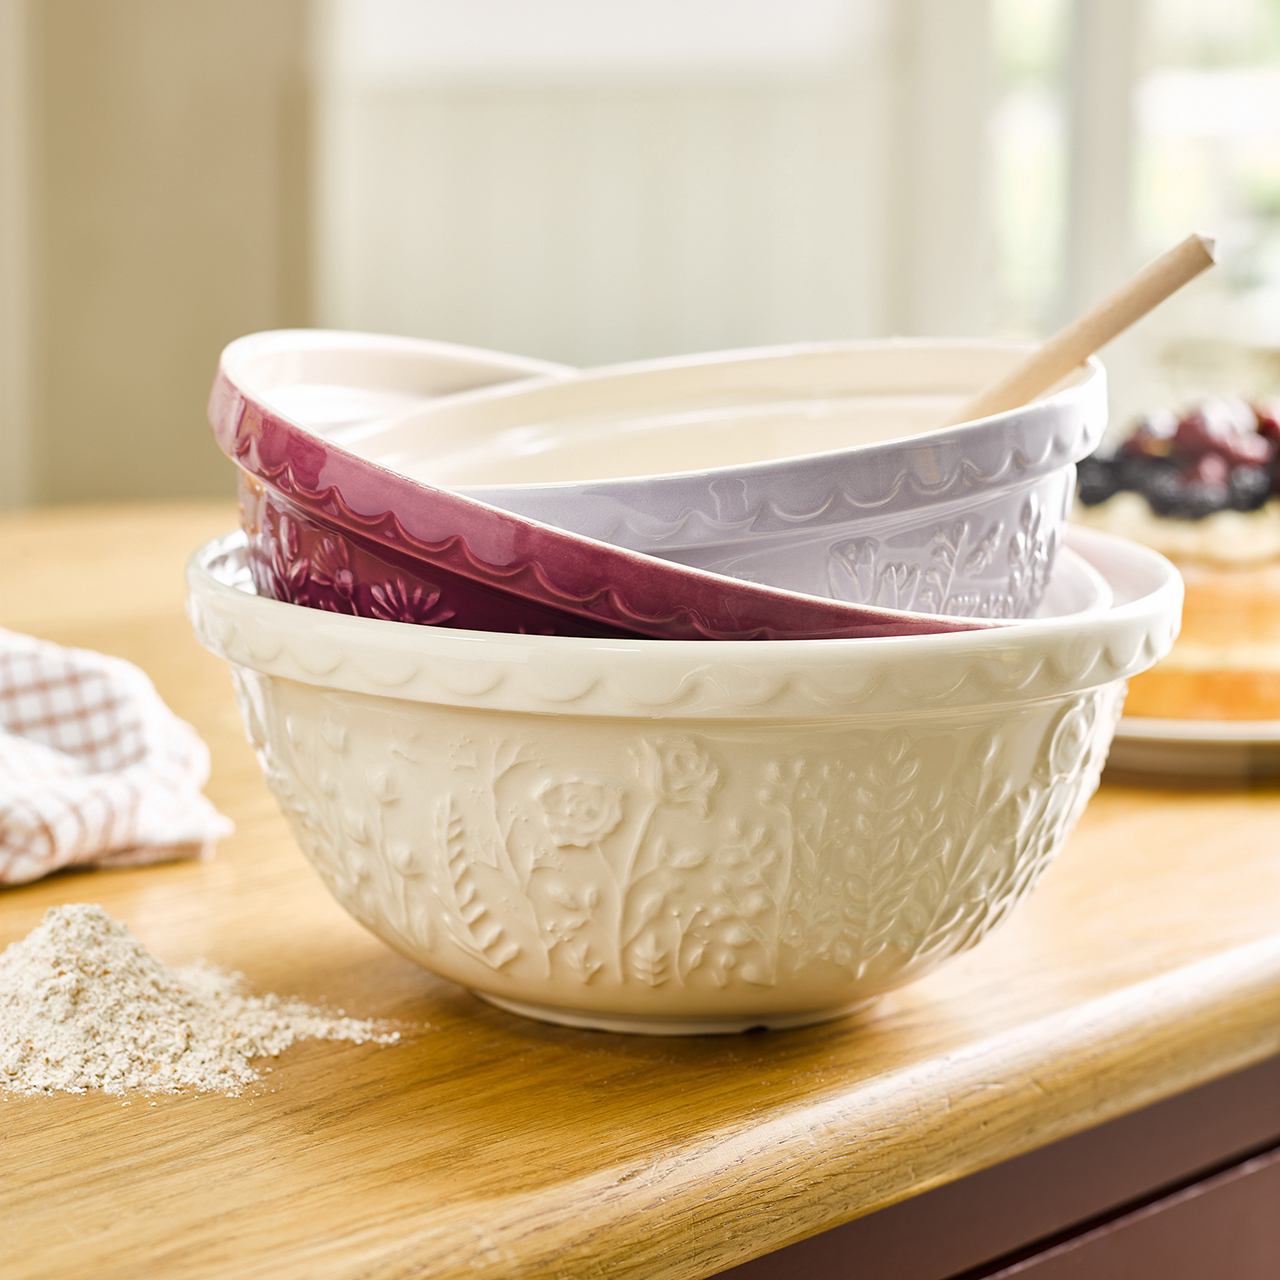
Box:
[951,233,1217,425]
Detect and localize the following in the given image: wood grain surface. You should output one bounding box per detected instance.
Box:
[2,503,1279,1280]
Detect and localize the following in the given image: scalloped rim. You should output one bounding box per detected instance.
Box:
[187,526,1182,720]
[276,336,1107,533]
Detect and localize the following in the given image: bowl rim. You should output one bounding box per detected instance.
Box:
[187,526,1182,720]
[360,338,1106,494]
[214,327,572,392]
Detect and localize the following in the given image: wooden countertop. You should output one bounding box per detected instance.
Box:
[2,502,1279,1280]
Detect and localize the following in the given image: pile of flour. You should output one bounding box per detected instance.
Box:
[0,903,399,1096]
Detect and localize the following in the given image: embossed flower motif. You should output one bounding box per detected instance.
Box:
[539,780,624,848]
[369,576,455,626]
[651,737,720,815]
[1047,698,1097,780]
[310,537,358,613]
[260,513,310,603]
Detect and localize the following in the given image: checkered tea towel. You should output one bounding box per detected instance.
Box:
[0,627,233,886]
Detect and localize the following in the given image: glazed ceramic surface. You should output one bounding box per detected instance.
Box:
[186,527,1181,1034]
[213,332,1002,641]
[359,340,1106,616]
[214,328,572,437]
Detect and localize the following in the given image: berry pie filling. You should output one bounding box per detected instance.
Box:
[1073,397,1280,564]
[1073,397,1280,720]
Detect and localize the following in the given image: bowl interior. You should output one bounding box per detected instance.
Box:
[410,397,964,486]
[1035,547,1112,617]
[218,329,572,443]
[347,340,1100,488]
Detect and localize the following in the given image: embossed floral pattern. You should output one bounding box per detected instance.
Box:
[539,780,624,848]
[829,516,1028,619]
[648,737,720,815]
[228,658,1125,1025]
[309,537,358,614]
[820,472,1075,621]
[369,576,455,626]
[919,518,1004,615]
[1047,698,1097,779]
[1007,497,1055,617]
[258,513,310,604]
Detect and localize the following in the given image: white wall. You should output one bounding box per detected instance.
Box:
[314,0,995,368]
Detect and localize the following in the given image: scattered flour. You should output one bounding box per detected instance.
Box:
[0,903,400,1096]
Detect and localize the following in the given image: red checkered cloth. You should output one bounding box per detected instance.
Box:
[0,628,232,886]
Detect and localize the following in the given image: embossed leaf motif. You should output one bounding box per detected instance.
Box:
[431,797,535,972]
[963,522,1003,574]
[341,805,369,844]
[772,757,851,962]
[1008,496,1055,617]
[667,846,708,870]
[894,725,1034,966]
[835,731,946,976]
[387,841,417,874]
[547,882,599,912]
[827,537,882,605]
[630,932,669,986]
[901,692,1116,970]
[920,519,1005,616]
[876,560,924,611]
[366,766,397,803]
[320,716,346,753]
[539,780,624,848]
[830,522,1012,618]
[631,884,667,925]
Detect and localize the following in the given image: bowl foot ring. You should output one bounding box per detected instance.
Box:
[473,991,880,1036]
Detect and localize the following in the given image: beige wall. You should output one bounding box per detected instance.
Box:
[0,0,33,508]
[22,0,311,505]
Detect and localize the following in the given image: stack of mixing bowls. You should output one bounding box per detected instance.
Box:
[187,329,1181,1033]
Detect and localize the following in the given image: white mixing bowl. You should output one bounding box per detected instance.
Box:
[187,527,1180,1034]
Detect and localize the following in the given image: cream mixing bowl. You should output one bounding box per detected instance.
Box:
[187,527,1180,1034]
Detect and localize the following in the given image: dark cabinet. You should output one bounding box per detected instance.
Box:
[718,1057,1280,1280]
[982,1145,1280,1278]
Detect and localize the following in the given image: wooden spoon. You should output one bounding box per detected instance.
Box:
[950,233,1217,425]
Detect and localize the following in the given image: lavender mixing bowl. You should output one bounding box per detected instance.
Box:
[360,340,1106,618]
[211,332,1002,641]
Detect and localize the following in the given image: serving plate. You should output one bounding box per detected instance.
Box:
[1107,715,1280,780]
